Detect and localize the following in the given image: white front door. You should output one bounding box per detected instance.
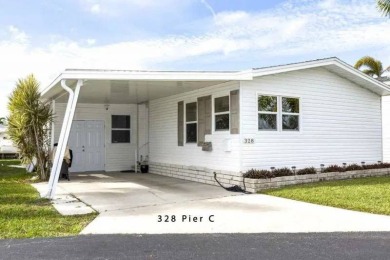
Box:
[68,120,105,172]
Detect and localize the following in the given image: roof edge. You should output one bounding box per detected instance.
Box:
[252,57,390,95]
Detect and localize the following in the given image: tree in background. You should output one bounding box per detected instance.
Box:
[7,75,53,180]
[354,56,388,78]
[378,0,390,17]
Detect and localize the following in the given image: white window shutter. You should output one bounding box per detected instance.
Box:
[230,90,240,134]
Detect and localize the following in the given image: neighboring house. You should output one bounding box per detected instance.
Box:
[0,126,18,158]
[41,57,390,197]
[380,77,390,162]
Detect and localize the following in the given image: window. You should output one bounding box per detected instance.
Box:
[258,95,300,131]
[258,95,278,130]
[214,96,230,131]
[186,102,197,143]
[282,97,299,131]
[112,115,131,143]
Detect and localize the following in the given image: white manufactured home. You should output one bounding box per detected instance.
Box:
[42,58,390,197]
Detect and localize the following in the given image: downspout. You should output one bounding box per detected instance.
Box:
[51,100,55,148]
[136,103,139,173]
[46,79,83,198]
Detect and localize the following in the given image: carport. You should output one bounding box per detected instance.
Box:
[41,69,251,198]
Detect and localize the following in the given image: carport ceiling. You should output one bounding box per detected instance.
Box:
[52,80,228,104]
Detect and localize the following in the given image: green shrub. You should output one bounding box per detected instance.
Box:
[244,162,390,180]
[363,163,389,170]
[323,165,345,173]
[243,169,274,179]
[296,167,317,175]
[345,164,363,171]
[273,167,294,177]
[379,163,390,168]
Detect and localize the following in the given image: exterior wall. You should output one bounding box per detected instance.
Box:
[240,67,383,171]
[383,96,390,162]
[54,103,138,171]
[149,81,241,173]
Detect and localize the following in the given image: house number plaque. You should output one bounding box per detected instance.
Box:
[243,138,255,144]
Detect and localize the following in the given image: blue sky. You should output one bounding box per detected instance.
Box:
[0,0,389,115]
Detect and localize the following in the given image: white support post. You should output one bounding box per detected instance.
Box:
[46,79,83,198]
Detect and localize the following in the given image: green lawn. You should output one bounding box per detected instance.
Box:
[262,176,390,216]
[0,160,97,239]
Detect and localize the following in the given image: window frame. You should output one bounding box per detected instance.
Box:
[213,94,230,132]
[184,101,198,144]
[111,115,131,143]
[257,93,301,133]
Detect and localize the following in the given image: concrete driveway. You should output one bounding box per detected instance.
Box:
[54,172,390,234]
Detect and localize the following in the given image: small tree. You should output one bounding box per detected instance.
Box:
[7,75,53,180]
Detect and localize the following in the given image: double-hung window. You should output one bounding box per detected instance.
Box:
[186,102,197,143]
[214,96,230,131]
[282,97,300,131]
[258,95,300,131]
[112,115,131,143]
[258,95,278,130]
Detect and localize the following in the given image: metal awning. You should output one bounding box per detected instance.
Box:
[41,70,253,104]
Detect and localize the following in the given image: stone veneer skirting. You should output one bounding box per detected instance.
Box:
[149,162,390,192]
[244,168,390,193]
[150,162,390,194]
[149,162,242,188]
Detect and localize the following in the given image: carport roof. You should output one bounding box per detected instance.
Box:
[41,57,390,104]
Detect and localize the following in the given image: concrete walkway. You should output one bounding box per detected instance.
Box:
[33,182,95,215]
[41,172,390,234]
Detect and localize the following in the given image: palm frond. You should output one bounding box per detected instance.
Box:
[378,0,390,17]
[354,56,383,77]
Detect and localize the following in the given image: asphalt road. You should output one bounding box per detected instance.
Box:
[1,233,389,260]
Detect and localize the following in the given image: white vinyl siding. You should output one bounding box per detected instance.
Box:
[149,81,241,172]
[382,96,390,162]
[54,103,138,172]
[241,67,383,171]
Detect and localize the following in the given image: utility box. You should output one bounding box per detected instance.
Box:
[202,142,212,151]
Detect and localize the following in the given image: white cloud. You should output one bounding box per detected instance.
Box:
[90,4,101,14]
[200,0,216,19]
[1,0,389,116]
[8,25,29,43]
[80,0,193,15]
[87,38,96,45]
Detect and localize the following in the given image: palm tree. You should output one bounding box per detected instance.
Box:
[8,75,53,180]
[354,56,385,78]
[378,0,390,17]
